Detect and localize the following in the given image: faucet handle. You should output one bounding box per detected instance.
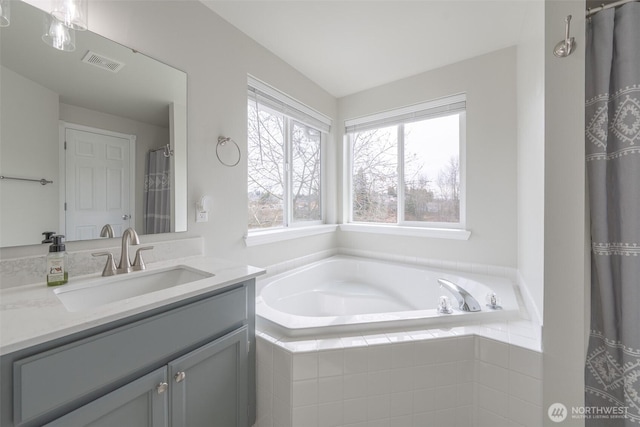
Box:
[92,252,117,276]
[132,246,154,271]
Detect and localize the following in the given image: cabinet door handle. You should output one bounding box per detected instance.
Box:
[175,371,186,383]
[156,382,168,394]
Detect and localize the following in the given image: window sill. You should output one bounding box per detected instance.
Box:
[244,224,338,247]
[339,224,471,240]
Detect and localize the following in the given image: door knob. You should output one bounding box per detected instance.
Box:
[156,382,168,394]
[122,214,130,220]
[175,371,186,383]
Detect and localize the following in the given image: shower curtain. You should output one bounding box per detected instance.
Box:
[585,3,640,425]
[144,149,171,234]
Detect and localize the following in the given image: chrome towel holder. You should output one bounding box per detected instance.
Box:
[0,175,53,185]
[216,136,241,167]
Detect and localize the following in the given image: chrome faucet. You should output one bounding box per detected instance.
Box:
[437,278,482,312]
[117,227,140,274]
[99,224,114,238]
[92,227,154,276]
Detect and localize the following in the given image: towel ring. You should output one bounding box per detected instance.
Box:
[216,136,241,167]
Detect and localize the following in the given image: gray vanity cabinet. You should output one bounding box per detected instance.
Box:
[43,367,169,427]
[170,327,248,426]
[44,327,249,427]
[2,279,256,427]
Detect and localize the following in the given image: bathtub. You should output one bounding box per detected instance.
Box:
[256,256,521,338]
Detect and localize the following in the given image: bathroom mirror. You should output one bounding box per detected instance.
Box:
[0,0,187,247]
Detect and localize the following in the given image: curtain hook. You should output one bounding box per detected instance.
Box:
[553,15,576,58]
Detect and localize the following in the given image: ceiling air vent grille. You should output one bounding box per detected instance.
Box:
[81,51,125,73]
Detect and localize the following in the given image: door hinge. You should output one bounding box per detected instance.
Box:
[64,202,67,211]
[64,141,67,150]
[247,340,251,354]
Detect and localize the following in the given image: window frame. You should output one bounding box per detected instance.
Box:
[247,77,330,234]
[346,94,467,230]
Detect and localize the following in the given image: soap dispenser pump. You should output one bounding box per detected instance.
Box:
[47,235,68,286]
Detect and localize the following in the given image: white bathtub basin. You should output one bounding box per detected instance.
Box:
[257,256,521,338]
[54,266,214,312]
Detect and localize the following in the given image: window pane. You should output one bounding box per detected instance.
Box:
[247,101,285,229]
[351,126,398,223]
[404,114,460,223]
[291,121,321,222]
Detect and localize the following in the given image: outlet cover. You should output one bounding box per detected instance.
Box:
[196,211,208,222]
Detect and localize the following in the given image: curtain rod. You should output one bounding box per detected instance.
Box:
[150,143,174,157]
[587,0,638,17]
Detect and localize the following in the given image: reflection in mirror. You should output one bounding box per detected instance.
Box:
[0,0,187,248]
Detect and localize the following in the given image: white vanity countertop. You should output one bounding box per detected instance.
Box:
[0,256,265,356]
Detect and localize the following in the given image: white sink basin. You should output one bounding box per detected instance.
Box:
[54,266,214,312]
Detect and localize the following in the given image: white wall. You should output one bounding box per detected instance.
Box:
[0,67,60,247]
[516,1,545,324]
[0,0,339,265]
[543,0,587,424]
[88,0,340,266]
[59,103,170,232]
[336,48,518,268]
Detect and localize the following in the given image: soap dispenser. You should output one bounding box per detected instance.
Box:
[47,235,68,286]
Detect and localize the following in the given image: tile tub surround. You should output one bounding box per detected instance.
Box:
[0,237,204,289]
[255,324,541,427]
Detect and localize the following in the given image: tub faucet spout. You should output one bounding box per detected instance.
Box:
[437,278,481,312]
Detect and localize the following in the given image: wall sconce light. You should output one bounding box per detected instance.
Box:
[0,0,10,27]
[51,0,88,31]
[42,13,76,52]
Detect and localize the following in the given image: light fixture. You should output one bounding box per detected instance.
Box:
[0,0,10,27]
[42,14,76,52]
[51,0,88,31]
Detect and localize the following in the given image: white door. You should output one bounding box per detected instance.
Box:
[65,126,134,240]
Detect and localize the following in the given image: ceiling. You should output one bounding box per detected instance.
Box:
[202,0,533,98]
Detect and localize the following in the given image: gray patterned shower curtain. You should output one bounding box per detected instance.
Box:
[585,3,640,425]
[144,149,171,234]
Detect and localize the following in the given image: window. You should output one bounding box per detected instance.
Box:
[247,77,330,231]
[346,94,466,228]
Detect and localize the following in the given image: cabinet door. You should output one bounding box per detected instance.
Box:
[43,367,168,427]
[169,327,249,427]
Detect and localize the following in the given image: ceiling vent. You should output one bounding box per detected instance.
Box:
[81,51,125,73]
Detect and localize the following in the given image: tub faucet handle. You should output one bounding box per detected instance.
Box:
[485,292,502,310]
[437,295,453,314]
